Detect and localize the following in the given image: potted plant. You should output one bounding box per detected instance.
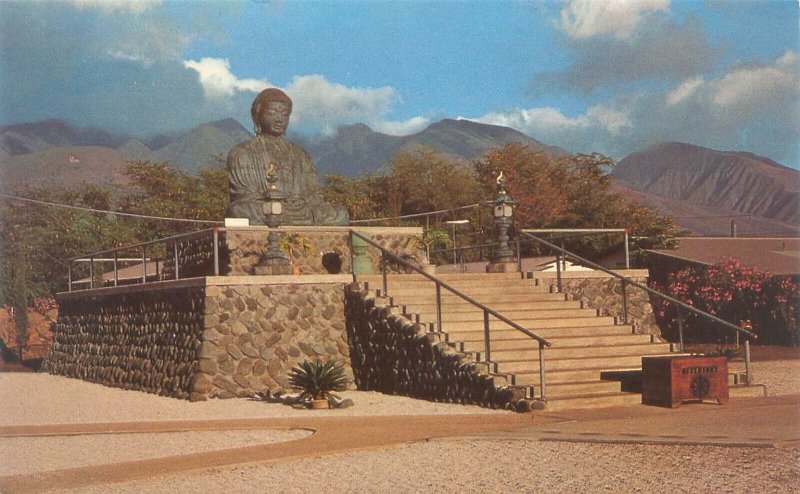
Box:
[279,233,314,275]
[407,228,451,274]
[287,358,347,409]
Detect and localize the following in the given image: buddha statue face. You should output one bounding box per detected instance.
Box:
[256,101,291,136]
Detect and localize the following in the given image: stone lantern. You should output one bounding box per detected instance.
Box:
[486,171,517,273]
[254,164,292,275]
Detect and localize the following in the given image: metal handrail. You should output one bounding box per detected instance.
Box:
[68,227,221,291]
[520,231,754,340]
[69,228,220,261]
[350,230,551,399]
[520,230,756,385]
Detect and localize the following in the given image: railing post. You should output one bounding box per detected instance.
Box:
[744,339,752,385]
[68,263,72,292]
[435,283,442,332]
[142,245,147,284]
[174,242,180,280]
[539,342,546,400]
[624,230,630,269]
[349,231,355,276]
[621,279,628,324]
[212,228,220,276]
[555,254,562,292]
[516,237,523,276]
[382,252,388,297]
[89,256,94,289]
[483,310,491,363]
[678,308,685,352]
[113,251,119,287]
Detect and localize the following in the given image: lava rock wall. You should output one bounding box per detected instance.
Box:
[344,284,521,409]
[43,285,204,399]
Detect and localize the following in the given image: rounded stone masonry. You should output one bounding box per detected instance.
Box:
[196,277,352,400]
[223,226,422,276]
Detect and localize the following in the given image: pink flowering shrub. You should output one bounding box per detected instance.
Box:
[31,297,58,315]
[655,258,799,346]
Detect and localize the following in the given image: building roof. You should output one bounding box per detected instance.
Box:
[648,237,800,275]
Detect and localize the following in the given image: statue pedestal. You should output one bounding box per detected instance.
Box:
[486,261,517,273]
[254,257,292,276]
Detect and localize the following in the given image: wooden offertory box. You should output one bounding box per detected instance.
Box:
[642,356,729,407]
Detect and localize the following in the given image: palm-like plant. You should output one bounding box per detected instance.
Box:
[287,358,347,403]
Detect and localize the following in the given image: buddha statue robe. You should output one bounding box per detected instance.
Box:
[226,133,349,226]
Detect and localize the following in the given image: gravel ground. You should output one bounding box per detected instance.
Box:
[0,373,509,427]
[736,360,800,396]
[57,440,800,494]
[2,359,798,493]
[0,429,310,476]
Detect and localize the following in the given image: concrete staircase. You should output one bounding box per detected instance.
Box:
[358,272,676,410]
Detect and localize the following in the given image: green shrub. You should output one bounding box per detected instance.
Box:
[287,358,347,403]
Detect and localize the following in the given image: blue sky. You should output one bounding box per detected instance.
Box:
[1,0,798,167]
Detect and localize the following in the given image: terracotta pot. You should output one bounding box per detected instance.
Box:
[310,398,329,409]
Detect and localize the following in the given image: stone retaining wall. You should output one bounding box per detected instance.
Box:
[534,271,660,336]
[43,283,204,399]
[196,278,351,400]
[225,227,421,276]
[44,277,352,401]
[344,284,524,409]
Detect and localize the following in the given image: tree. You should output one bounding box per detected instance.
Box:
[322,174,384,221]
[473,144,679,260]
[0,161,229,303]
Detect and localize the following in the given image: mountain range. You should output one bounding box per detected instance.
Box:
[1,118,798,237]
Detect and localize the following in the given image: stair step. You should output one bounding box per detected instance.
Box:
[543,391,642,411]
[383,285,552,295]
[389,292,568,303]
[729,384,768,398]
[436,325,635,342]
[358,273,524,283]
[495,353,672,373]
[406,307,599,321]
[486,343,672,361]
[441,316,618,331]
[514,366,643,385]
[456,333,653,351]
[402,300,582,311]
[542,380,623,397]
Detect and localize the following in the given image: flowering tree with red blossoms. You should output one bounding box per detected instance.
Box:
[657,258,799,346]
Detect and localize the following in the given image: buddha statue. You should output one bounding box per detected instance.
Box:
[226,88,349,226]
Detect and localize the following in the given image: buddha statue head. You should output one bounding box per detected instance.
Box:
[251,88,293,136]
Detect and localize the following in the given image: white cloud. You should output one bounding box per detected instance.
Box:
[666,76,704,106]
[182,60,427,136]
[506,50,799,164]
[711,50,798,109]
[557,0,670,40]
[183,58,268,99]
[68,0,161,14]
[285,75,398,135]
[469,104,630,137]
[372,117,431,136]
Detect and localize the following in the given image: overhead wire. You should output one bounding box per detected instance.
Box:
[0,193,224,225]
